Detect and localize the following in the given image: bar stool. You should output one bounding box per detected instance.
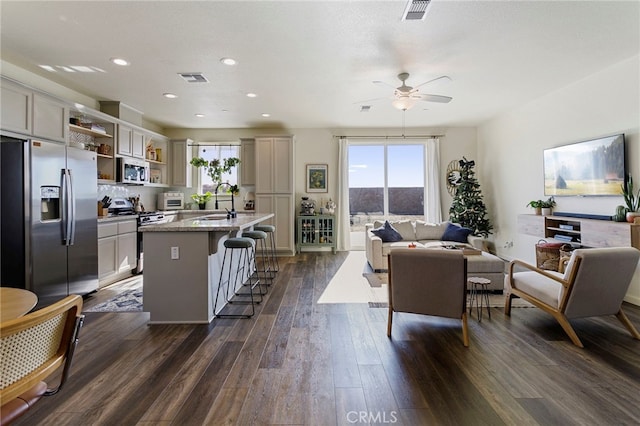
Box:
[242,230,275,287]
[254,224,279,273]
[214,237,261,319]
[467,276,492,322]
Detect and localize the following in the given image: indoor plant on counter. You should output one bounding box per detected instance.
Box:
[526,200,543,215]
[191,192,212,210]
[622,174,640,223]
[540,196,556,216]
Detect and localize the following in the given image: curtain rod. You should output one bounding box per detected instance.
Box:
[333,135,444,140]
[187,142,240,147]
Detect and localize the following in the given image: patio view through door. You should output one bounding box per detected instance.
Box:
[349,142,426,249]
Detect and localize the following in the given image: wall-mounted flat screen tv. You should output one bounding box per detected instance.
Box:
[543,134,625,196]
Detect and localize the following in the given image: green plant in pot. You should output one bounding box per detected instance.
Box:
[540,196,556,215]
[622,174,640,223]
[526,200,543,215]
[191,192,212,210]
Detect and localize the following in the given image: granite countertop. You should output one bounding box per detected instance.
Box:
[98,214,139,223]
[139,212,274,232]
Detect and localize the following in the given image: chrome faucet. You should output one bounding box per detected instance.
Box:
[214,182,236,215]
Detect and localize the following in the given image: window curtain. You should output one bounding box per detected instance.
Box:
[337,137,351,251]
[425,138,442,223]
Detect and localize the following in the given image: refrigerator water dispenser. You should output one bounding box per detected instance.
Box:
[40,186,61,221]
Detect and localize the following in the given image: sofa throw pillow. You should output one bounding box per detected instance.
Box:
[415,221,448,240]
[371,220,403,242]
[391,220,416,241]
[441,222,473,243]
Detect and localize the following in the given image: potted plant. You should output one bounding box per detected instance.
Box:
[191,192,212,210]
[190,156,241,185]
[540,196,556,216]
[622,174,640,223]
[526,200,543,215]
[228,184,240,196]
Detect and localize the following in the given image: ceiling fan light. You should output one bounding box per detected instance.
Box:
[392,97,417,111]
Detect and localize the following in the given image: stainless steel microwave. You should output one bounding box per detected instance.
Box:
[116,157,149,185]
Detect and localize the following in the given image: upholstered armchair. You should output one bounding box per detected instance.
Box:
[1,295,84,425]
[387,248,469,346]
[505,247,640,348]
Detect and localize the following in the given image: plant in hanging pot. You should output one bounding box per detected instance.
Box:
[526,200,543,215]
[191,192,212,210]
[622,174,640,223]
[190,156,241,186]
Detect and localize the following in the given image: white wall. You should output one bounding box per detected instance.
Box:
[478,54,640,304]
[165,126,477,219]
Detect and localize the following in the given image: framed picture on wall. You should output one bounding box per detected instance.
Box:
[306,164,328,193]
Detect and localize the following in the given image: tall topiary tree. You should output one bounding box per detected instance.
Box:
[449,157,493,237]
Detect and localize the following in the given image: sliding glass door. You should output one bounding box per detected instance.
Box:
[348,142,426,236]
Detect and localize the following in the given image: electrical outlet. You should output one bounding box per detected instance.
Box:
[171,246,179,259]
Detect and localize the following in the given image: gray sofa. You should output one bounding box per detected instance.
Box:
[365,220,505,291]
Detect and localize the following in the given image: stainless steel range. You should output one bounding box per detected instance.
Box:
[135,211,171,274]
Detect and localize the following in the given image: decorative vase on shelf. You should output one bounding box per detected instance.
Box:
[199,203,206,210]
[541,208,552,216]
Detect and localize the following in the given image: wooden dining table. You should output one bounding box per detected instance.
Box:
[1,287,38,322]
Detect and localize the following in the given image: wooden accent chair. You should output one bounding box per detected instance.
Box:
[1,295,84,425]
[505,247,640,348]
[387,248,469,346]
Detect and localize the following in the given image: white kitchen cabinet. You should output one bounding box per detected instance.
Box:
[117,124,133,156]
[98,235,118,281]
[256,194,295,255]
[255,136,293,194]
[98,219,137,287]
[170,138,193,187]
[240,138,255,186]
[132,130,146,159]
[32,93,68,143]
[1,77,32,135]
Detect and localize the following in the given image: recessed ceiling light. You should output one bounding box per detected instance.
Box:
[163,93,178,99]
[261,113,270,118]
[221,109,229,112]
[195,114,205,118]
[220,57,237,66]
[246,93,257,98]
[110,57,129,66]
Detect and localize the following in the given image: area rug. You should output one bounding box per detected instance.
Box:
[363,272,534,308]
[85,288,143,312]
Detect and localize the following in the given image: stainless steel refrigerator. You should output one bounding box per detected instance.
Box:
[1,136,98,307]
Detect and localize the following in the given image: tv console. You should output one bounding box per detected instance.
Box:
[517,214,640,249]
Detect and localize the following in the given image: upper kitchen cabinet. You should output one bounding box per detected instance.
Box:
[32,93,68,143]
[170,139,193,188]
[117,124,145,159]
[1,78,68,143]
[255,136,293,194]
[1,77,32,135]
[240,138,256,186]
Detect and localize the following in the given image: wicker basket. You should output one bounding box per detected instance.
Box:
[535,240,563,271]
[558,244,575,273]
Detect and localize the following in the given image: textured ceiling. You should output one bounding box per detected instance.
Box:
[1,1,638,130]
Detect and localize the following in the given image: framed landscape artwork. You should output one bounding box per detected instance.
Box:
[306,164,328,193]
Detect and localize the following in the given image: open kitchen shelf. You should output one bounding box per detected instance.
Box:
[69,123,113,138]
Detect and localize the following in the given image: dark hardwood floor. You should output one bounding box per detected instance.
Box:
[15,252,640,425]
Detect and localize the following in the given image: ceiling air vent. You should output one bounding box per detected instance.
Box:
[360,105,371,112]
[178,73,208,83]
[402,0,431,21]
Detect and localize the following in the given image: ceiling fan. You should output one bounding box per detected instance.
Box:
[364,72,453,111]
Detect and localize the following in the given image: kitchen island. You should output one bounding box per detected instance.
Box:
[139,212,274,323]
